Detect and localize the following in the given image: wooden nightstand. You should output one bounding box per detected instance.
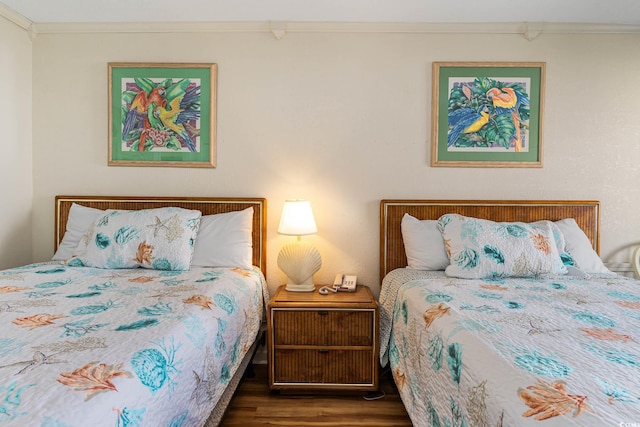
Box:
[267,284,379,392]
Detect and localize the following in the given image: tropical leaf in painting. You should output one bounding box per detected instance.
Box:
[57,361,132,401]
[454,249,479,270]
[165,78,190,104]
[423,303,450,328]
[462,84,472,100]
[447,342,463,386]
[12,313,66,329]
[122,90,138,105]
[133,77,155,95]
[483,245,505,264]
[484,113,516,149]
[518,379,593,420]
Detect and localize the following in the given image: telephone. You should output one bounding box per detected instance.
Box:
[333,273,357,291]
[318,273,357,294]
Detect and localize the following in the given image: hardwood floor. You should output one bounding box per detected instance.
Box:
[220,364,413,426]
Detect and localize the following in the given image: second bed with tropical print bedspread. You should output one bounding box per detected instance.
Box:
[0,262,267,426]
[379,268,640,427]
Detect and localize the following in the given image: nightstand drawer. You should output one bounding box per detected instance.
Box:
[273,349,374,385]
[273,309,374,346]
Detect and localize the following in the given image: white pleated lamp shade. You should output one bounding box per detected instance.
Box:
[278,200,317,236]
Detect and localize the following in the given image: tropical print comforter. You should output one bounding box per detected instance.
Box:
[0,262,268,427]
[379,268,640,427]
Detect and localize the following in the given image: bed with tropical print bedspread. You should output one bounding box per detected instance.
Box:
[379,268,640,427]
[0,262,267,427]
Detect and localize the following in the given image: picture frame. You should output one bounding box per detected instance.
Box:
[431,62,545,168]
[108,62,217,168]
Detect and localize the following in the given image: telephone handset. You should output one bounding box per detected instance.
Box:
[318,273,358,295]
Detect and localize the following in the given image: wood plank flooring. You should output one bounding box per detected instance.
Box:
[220,364,413,426]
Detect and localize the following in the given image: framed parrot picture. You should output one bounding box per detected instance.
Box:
[108,62,217,167]
[431,62,545,167]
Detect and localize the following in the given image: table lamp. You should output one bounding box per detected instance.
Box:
[277,199,322,292]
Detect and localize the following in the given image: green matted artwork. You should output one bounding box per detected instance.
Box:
[431,62,545,168]
[108,63,217,167]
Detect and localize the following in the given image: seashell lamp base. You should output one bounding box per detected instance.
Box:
[277,239,322,292]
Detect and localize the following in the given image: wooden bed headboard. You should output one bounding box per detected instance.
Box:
[380,199,600,279]
[55,196,267,273]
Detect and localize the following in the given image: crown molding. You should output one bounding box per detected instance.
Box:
[23,20,640,37]
[33,21,270,34]
[0,2,33,31]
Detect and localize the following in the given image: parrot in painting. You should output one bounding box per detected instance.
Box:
[122,86,167,151]
[153,84,200,152]
[447,105,490,147]
[486,87,530,152]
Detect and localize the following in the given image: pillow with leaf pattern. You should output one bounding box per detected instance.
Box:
[437,214,567,279]
[67,207,201,270]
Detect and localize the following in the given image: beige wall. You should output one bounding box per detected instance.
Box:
[0,16,32,269]
[25,28,640,297]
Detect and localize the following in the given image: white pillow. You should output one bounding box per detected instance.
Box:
[438,214,567,279]
[68,207,201,270]
[555,218,611,274]
[191,207,254,269]
[401,213,449,270]
[52,203,104,261]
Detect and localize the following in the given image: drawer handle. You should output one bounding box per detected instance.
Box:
[318,311,328,316]
[319,349,329,354]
